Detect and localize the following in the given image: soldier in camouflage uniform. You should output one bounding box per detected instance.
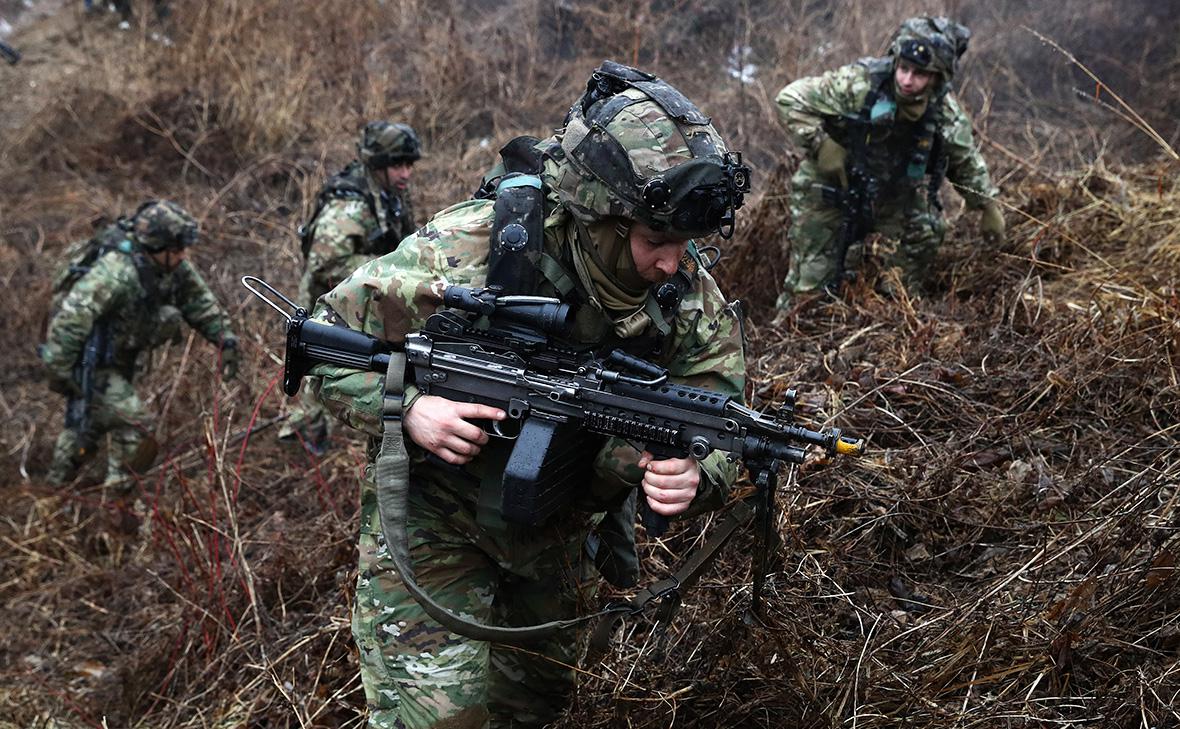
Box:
[40,200,239,488]
[774,16,1005,309]
[279,121,422,453]
[308,62,750,728]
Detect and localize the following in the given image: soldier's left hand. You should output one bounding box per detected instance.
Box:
[980,201,1005,245]
[816,137,849,188]
[220,337,240,380]
[637,451,700,517]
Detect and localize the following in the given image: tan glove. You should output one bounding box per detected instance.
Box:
[980,201,1006,245]
[815,137,849,189]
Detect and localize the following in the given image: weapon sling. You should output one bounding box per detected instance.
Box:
[373,351,757,646]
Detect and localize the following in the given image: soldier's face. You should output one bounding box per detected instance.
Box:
[149,247,187,271]
[629,222,689,284]
[382,162,414,192]
[894,60,937,98]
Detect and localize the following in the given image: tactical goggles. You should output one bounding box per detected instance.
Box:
[367,150,419,168]
[636,152,751,239]
[140,222,198,252]
[570,123,751,239]
[367,136,421,168]
[898,37,953,73]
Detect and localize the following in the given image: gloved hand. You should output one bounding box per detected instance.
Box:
[816,136,849,188]
[980,201,1006,245]
[219,337,240,380]
[155,305,185,346]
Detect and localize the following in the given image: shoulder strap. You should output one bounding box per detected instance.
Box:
[482,136,552,295]
[300,162,378,259]
[370,329,757,649]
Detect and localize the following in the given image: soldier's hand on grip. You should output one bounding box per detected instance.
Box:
[404,396,506,466]
[816,137,849,189]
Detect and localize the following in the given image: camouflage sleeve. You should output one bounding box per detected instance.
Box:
[591,271,748,518]
[174,260,236,343]
[305,198,380,298]
[309,199,494,437]
[775,64,868,154]
[40,254,132,380]
[941,94,999,210]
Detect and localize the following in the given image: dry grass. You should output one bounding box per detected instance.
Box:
[1,1,1178,727]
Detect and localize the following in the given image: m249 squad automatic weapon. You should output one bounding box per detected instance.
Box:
[243,275,865,640]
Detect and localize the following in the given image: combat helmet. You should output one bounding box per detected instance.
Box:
[889,16,971,86]
[132,200,198,252]
[358,121,421,169]
[553,61,750,239]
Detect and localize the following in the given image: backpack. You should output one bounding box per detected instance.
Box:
[298,161,377,260]
[50,220,137,310]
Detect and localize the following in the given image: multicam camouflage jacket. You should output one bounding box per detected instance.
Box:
[776,59,998,208]
[309,183,747,519]
[299,162,418,308]
[41,243,234,380]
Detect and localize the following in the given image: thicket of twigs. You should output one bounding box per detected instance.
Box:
[1,1,1177,727]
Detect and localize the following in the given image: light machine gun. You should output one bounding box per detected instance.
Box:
[243,276,865,638]
[64,322,111,460]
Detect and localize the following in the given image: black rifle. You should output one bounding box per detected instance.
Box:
[819,115,880,292]
[64,322,110,457]
[0,40,20,65]
[243,277,864,531]
[245,276,865,634]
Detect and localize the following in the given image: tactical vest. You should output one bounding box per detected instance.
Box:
[49,220,157,315]
[844,57,947,206]
[299,161,408,259]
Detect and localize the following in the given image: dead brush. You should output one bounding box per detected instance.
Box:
[1,0,1179,727]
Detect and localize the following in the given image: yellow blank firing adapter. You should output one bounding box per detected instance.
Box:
[836,435,866,456]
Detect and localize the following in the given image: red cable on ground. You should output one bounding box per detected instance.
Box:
[233,366,282,505]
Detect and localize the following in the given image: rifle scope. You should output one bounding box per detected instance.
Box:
[443,286,574,338]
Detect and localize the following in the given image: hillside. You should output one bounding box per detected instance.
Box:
[1,1,1178,727]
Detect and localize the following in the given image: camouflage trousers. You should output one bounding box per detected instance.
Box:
[353,468,598,729]
[48,368,148,489]
[777,174,946,307]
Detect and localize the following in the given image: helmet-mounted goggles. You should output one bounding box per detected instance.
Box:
[139,222,197,252]
[366,139,420,168]
[133,200,200,252]
[568,123,751,239]
[899,36,957,73]
[637,152,751,239]
[898,38,935,68]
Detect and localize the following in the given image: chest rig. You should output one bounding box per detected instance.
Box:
[840,57,949,208]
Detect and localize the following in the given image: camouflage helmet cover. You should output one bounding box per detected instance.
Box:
[889,16,971,84]
[358,121,421,168]
[553,61,750,239]
[133,200,198,251]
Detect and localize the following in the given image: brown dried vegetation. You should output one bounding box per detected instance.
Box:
[1,1,1178,727]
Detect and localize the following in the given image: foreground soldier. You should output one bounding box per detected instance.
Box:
[774,16,1004,310]
[41,201,239,488]
[279,121,421,453]
[310,63,749,727]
